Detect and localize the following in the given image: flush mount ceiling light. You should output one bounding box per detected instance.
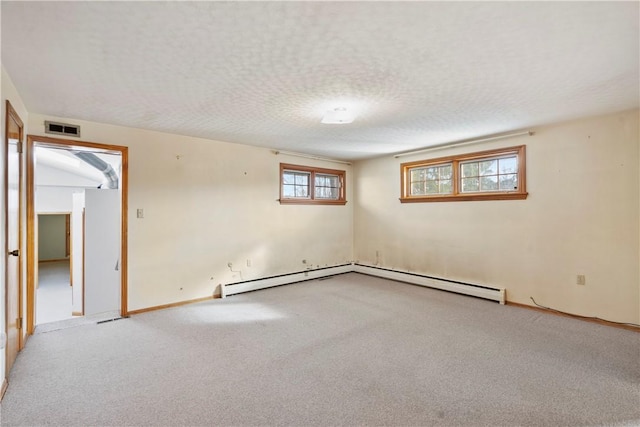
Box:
[321,107,355,124]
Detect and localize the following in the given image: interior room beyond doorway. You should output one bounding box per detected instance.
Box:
[36,213,72,324]
[32,140,125,330]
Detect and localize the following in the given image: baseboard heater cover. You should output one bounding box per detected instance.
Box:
[222,263,505,304]
[353,263,506,304]
[223,264,353,296]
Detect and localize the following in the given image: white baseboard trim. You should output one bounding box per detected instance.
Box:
[223,262,505,304]
[353,263,506,304]
[223,264,353,296]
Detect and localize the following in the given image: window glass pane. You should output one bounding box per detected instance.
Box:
[409,165,453,195]
[411,182,425,195]
[283,185,295,197]
[439,179,452,194]
[295,173,309,185]
[326,175,339,187]
[439,165,452,179]
[461,162,478,178]
[283,171,310,198]
[499,174,518,190]
[425,167,439,180]
[316,188,337,199]
[461,177,479,192]
[411,168,425,182]
[295,186,309,197]
[425,181,439,194]
[479,160,497,176]
[315,173,340,199]
[283,172,296,185]
[499,157,517,174]
[480,176,498,191]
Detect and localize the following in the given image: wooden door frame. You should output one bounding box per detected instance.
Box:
[4,101,24,390]
[26,135,128,335]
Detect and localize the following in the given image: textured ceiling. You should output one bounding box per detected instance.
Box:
[2,1,638,160]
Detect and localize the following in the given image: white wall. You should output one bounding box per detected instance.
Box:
[28,113,354,311]
[36,164,101,188]
[354,110,639,324]
[1,65,29,384]
[37,215,67,261]
[36,187,83,214]
[35,164,98,214]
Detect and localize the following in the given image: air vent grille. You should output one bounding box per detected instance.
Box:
[45,121,81,137]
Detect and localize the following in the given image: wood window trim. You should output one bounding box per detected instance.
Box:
[279,163,347,205]
[400,145,528,203]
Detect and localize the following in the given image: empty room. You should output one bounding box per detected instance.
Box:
[1,2,638,426]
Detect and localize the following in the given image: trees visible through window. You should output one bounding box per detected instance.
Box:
[400,145,527,202]
[460,155,518,193]
[409,164,453,195]
[280,164,346,205]
[282,170,310,198]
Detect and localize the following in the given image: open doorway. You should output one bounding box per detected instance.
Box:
[26,136,128,334]
[36,213,72,324]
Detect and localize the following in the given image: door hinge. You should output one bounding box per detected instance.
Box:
[17,317,22,330]
[17,140,23,154]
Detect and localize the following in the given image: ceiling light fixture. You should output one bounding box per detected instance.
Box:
[321,107,355,124]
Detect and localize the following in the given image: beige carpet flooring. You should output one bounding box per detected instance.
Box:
[1,273,638,426]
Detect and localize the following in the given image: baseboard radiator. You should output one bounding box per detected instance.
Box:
[223,264,353,297]
[221,262,505,304]
[353,263,506,304]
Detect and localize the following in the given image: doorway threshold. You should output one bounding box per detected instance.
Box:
[34,311,121,334]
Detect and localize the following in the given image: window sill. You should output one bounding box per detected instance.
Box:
[399,192,528,203]
[279,198,347,205]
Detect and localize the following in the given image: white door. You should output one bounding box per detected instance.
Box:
[83,189,120,316]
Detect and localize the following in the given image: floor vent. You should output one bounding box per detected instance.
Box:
[45,120,81,137]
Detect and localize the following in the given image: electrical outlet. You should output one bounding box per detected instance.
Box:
[576,275,586,285]
[136,208,144,219]
[246,259,251,267]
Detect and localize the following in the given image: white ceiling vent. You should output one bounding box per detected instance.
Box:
[45,121,81,137]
